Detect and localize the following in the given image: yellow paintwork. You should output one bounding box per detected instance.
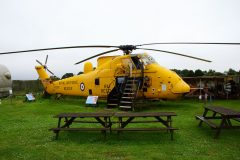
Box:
[35,53,190,100]
[84,62,93,74]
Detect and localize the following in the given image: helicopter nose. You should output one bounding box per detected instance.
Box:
[172,80,190,94]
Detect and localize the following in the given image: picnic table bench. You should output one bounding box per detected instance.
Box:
[113,112,178,140]
[196,106,240,138]
[50,112,178,140]
[49,112,114,139]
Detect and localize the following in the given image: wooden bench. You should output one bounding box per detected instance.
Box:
[113,127,178,132]
[233,117,240,122]
[50,127,109,132]
[113,112,178,140]
[196,106,240,138]
[195,115,218,129]
[50,112,114,139]
[50,112,179,140]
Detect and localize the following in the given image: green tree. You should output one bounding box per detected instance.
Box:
[188,70,195,77]
[206,69,216,76]
[194,69,204,76]
[214,72,224,76]
[180,69,195,77]
[227,68,237,75]
[171,69,182,76]
[181,69,189,77]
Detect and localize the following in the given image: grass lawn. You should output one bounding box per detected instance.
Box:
[0,96,240,160]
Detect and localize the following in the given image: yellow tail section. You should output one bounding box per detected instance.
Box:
[35,66,51,90]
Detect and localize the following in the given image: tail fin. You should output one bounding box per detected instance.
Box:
[35,66,50,79]
[35,66,51,88]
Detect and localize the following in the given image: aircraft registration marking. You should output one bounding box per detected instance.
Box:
[64,87,72,90]
[101,84,111,94]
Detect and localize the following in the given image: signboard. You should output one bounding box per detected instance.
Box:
[26,93,35,101]
[86,96,98,105]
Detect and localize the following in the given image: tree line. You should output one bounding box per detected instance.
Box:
[171,68,240,77]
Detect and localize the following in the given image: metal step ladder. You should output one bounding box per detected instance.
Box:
[107,87,120,108]
[107,60,144,110]
[119,78,141,110]
[106,78,126,108]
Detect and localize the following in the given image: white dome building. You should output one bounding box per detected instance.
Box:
[0,64,12,98]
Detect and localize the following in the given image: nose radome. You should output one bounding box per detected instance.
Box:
[172,80,190,94]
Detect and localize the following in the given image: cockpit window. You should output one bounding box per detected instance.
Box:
[139,54,156,65]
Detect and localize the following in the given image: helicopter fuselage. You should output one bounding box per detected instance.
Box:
[36,53,190,100]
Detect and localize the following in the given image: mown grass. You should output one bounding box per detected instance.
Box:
[0,96,240,160]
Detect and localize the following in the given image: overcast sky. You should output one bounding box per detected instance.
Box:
[0,0,240,80]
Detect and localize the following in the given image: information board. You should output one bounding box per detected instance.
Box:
[86,96,98,105]
[26,93,35,101]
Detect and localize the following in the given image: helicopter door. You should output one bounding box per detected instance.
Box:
[131,56,142,70]
[129,63,133,77]
[121,58,133,76]
[131,56,143,78]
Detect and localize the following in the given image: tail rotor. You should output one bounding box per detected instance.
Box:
[36,55,56,76]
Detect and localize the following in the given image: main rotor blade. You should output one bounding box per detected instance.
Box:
[45,55,48,65]
[75,48,120,65]
[137,42,240,46]
[137,47,212,62]
[0,45,118,55]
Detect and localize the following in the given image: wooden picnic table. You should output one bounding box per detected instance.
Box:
[49,112,114,139]
[113,112,178,140]
[196,106,240,138]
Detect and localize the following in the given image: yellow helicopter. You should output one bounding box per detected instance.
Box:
[1,42,239,109]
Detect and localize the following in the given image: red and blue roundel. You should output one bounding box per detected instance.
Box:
[80,82,85,91]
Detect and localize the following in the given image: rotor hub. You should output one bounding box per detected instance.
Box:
[119,45,136,54]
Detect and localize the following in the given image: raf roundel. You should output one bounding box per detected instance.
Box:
[80,83,85,91]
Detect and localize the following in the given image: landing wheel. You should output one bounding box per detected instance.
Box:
[42,91,51,98]
[55,94,63,100]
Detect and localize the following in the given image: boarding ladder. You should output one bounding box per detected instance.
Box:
[107,61,144,110]
[118,61,144,111]
[118,77,141,110]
